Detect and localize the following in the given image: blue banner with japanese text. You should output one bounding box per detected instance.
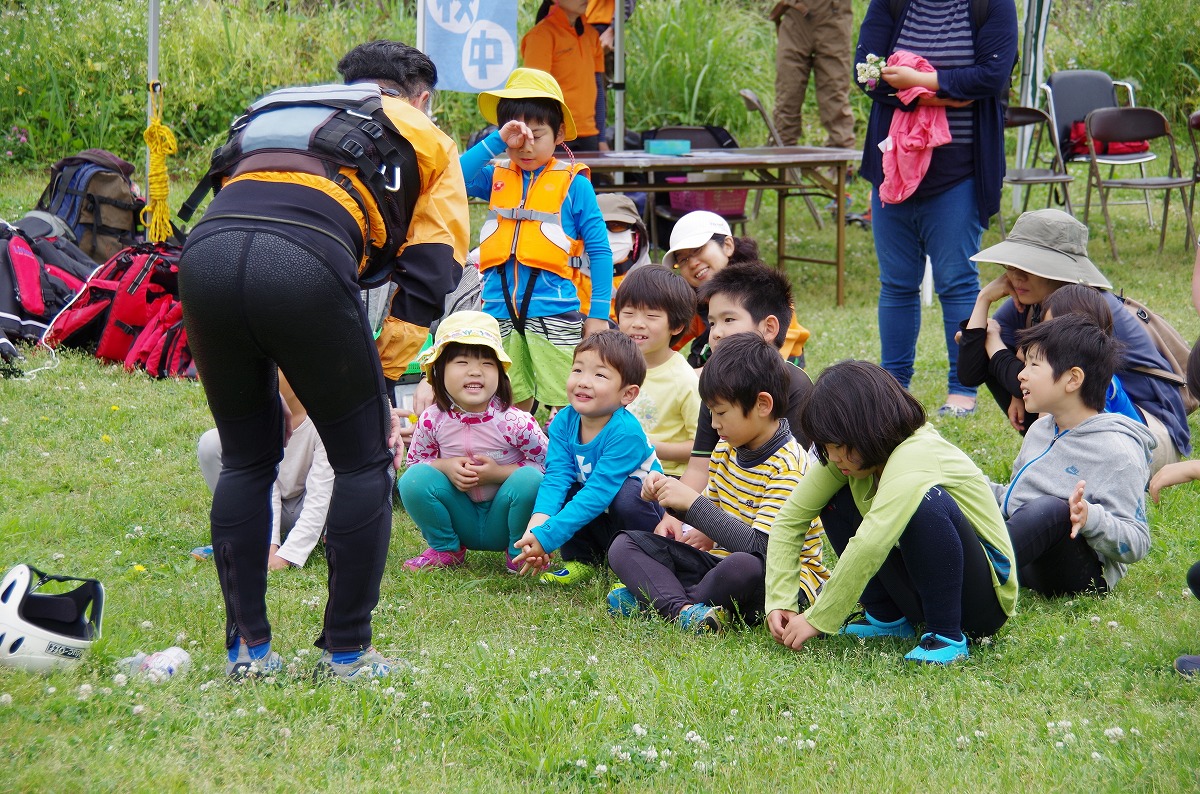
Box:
[423,0,518,94]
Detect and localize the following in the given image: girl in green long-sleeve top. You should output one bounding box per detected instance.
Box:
[765,360,1017,665]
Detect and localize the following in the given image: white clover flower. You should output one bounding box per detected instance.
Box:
[1091,752,1102,761]
[643,747,658,761]
[725,735,735,743]
[781,710,792,719]
[77,684,93,700]
[575,759,587,768]
[257,706,268,715]
[235,708,248,718]
[660,760,668,769]
[477,640,489,651]
[100,687,112,696]
[140,620,153,629]
[1089,615,1101,625]
[52,553,65,561]
[661,748,672,757]
[1104,727,1125,741]
[594,764,607,774]
[0,693,11,707]
[1064,733,1076,743]
[280,728,292,739]
[528,670,539,679]
[692,761,708,772]
[974,730,986,738]
[46,686,56,694]
[633,723,647,737]
[1130,728,1141,736]
[113,673,128,687]
[132,705,145,716]
[978,636,993,646]
[587,655,598,665]
[729,708,738,717]
[1055,741,1064,749]
[175,632,187,644]
[775,736,788,745]
[1107,621,1119,630]
[956,736,970,749]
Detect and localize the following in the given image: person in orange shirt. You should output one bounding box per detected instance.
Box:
[522,0,608,152]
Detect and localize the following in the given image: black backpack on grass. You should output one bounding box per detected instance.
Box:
[36,149,145,264]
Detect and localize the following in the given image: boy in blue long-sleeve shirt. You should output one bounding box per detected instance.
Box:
[513,331,663,584]
[461,67,613,413]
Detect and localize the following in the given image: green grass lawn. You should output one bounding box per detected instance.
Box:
[2,166,1200,791]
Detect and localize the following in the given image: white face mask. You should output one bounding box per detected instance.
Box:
[608,229,634,263]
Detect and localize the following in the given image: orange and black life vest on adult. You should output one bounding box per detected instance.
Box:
[478,157,593,318]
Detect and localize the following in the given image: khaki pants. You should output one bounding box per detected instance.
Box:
[1143,410,1182,477]
[773,0,856,149]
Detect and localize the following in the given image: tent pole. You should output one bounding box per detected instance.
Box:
[614,0,624,153]
[146,0,160,180]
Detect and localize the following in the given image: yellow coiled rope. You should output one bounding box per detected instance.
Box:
[141,81,177,243]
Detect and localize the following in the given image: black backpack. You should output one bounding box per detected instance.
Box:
[180,83,421,286]
[0,223,93,344]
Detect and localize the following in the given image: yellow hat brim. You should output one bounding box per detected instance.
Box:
[478,88,577,141]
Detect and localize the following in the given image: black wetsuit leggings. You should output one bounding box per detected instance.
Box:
[179,216,392,654]
[821,485,1009,639]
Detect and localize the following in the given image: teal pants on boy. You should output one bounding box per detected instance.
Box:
[398,464,543,556]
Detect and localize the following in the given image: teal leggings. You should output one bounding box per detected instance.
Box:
[398,463,543,556]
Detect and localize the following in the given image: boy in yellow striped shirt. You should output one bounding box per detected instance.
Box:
[606,334,827,633]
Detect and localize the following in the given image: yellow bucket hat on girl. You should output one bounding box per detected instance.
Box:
[478,67,577,141]
[417,311,512,379]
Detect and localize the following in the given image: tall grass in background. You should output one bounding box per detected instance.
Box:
[621,0,775,142]
[1044,0,1200,123]
[0,0,415,174]
[0,0,1197,178]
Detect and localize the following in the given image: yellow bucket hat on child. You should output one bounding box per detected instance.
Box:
[417,311,512,379]
[478,67,577,141]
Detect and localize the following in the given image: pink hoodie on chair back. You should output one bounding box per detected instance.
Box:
[878,50,953,205]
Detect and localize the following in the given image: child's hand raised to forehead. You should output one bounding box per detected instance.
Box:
[499,120,534,150]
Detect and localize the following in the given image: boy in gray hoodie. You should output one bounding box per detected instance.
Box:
[992,314,1154,597]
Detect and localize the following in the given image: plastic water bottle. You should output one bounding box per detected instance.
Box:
[123,647,191,682]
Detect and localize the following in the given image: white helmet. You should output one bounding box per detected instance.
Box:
[0,564,104,673]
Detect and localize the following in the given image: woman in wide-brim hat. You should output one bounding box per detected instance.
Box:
[957,209,1190,473]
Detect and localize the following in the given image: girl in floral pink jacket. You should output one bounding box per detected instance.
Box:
[398,311,548,572]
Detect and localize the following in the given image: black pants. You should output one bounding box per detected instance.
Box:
[1006,495,1108,597]
[179,202,392,654]
[559,478,662,565]
[607,532,769,623]
[821,485,1009,639]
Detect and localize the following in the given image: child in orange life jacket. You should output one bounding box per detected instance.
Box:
[397,311,549,572]
[461,68,613,413]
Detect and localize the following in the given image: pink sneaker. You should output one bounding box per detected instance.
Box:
[403,547,466,570]
[505,552,523,574]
